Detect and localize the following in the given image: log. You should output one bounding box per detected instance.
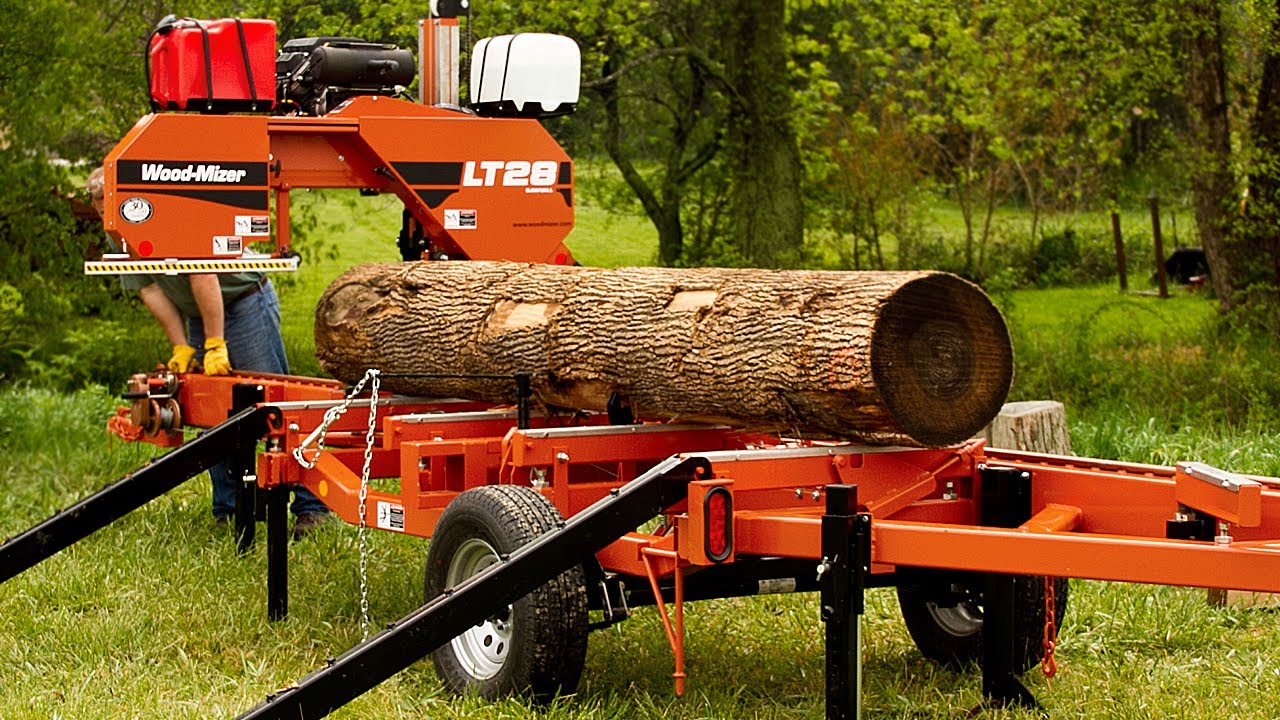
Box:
[315,261,1013,447]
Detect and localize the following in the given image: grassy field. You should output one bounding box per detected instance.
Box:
[2,191,1279,718]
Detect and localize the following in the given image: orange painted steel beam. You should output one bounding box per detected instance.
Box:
[979,453,1280,541]
[875,520,1280,593]
[508,425,736,467]
[1019,503,1083,533]
[300,452,443,537]
[175,371,344,428]
[1174,461,1262,527]
[734,510,1280,593]
[119,369,1280,597]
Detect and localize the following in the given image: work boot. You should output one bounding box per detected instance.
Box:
[291,511,330,540]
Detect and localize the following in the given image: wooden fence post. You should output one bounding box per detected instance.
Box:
[1111,210,1127,291]
[1148,193,1169,298]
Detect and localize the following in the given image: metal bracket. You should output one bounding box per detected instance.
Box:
[1175,461,1262,527]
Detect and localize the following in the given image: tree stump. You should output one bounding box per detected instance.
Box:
[315,261,1014,447]
[980,400,1072,455]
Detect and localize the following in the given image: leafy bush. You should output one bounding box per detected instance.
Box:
[1032,227,1083,286]
[17,318,165,391]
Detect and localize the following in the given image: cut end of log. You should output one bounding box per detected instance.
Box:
[871,274,1013,446]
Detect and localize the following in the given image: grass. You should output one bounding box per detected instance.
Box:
[1002,283,1280,432]
[3,187,1280,717]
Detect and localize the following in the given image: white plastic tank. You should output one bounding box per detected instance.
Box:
[470,33,580,117]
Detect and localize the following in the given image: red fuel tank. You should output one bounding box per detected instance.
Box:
[148,18,276,113]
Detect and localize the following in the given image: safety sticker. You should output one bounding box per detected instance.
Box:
[234,215,270,236]
[443,208,477,230]
[212,236,243,255]
[376,501,406,532]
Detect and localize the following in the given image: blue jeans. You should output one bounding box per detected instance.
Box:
[187,280,328,518]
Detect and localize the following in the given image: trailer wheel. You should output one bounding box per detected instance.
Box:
[424,485,588,701]
[896,572,1069,672]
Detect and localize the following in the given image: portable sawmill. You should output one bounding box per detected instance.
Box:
[2,4,1280,719]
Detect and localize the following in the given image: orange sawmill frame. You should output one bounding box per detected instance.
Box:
[124,370,1280,698]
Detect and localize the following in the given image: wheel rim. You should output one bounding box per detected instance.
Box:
[446,538,511,680]
[925,597,983,638]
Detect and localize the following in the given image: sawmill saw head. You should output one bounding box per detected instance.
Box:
[87,14,582,277]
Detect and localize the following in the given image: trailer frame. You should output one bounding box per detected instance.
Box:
[9,368,1280,718]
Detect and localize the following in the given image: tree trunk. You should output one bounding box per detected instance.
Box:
[315,261,1014,447]
[1183,0,1239,309]
[723,0,805,266]
[1243,0,1280,294]
[980,400,1072,455]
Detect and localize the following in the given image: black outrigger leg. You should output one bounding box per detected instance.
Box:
[979,465,1039,709]
[236,455,707,720]
[0,404,278,584]
[232,383,267,553]
[821,484,871,720]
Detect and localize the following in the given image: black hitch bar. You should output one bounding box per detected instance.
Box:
[237,455,707,720]
[0,400,277,584]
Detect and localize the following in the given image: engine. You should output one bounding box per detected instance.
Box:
[275,37,416,116]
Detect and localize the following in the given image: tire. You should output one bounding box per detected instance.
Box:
[424,485,588,701]
[896,571,1069,673]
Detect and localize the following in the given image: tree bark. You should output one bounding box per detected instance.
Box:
[1243,0,1280,294]
[723,0,805,266]
[315,262,1013,447]
[1182,0,1239,309]
[980,401,1072,455]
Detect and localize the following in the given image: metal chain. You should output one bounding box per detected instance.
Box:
[1041,576,1058,680]
[357,370,381,641]
[292,368,382,469]
[287,368,380,641]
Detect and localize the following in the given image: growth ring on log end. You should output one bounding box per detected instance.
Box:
[871,274,1013,447]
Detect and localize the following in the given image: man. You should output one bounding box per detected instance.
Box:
[88,167,328,538]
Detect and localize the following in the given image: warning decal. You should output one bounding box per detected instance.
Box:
[212,236,243,255]
[235,215,270,236]
[443,209,478,230]
[377,501,406,532]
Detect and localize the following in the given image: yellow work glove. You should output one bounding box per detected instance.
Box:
[167,344,197,373]
[203,337,233,375]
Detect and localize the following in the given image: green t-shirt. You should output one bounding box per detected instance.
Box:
[120,271,264,318]
[108,236,265,318]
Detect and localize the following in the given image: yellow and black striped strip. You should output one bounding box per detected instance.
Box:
[84,257,300,276]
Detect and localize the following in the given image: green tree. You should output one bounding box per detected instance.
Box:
[1238,0,1280,310]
